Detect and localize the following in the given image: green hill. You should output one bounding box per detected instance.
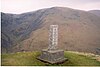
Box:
[1,51,100,66]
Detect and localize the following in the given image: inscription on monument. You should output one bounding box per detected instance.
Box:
[48,25,58,50]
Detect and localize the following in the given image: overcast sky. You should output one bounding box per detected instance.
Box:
[1,0,100,14]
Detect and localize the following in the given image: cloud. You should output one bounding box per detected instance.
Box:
[1,0,100,14]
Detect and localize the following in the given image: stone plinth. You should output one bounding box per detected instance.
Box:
[37,49,67,64]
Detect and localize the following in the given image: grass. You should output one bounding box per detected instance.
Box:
[1,51,100,66]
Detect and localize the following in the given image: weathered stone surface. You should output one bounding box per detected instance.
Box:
[37,49,67,64]
[48,25,58,50]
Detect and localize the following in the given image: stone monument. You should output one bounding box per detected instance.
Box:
[37,25,67,64]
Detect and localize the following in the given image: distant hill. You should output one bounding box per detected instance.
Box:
[1,7,100,54]
[88,10,100,17]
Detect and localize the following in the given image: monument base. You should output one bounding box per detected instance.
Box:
[37,49,67,64]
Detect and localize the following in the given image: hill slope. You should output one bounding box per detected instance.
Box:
[1,7,100,54]
[1,51,100,66]
[89,10,100,17]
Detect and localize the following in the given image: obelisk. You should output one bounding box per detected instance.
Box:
[37,25,67,64]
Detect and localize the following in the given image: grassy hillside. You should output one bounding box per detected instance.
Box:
[1,51,100,66]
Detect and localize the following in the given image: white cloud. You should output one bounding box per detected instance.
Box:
[1,0,100,14]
